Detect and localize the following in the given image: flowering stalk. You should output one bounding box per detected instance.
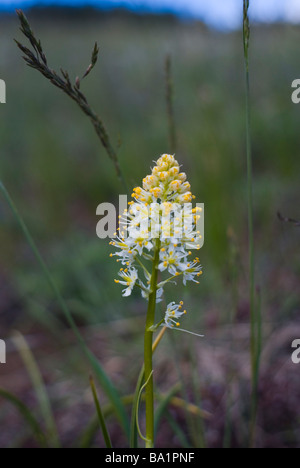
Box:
[144,239,160,447]
[110,154,203,447]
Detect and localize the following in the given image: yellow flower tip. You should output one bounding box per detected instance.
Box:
[176,322,180,327]
[163,261,168,267]
[128,250,132,254]
[114,279,120,283]
[179,301,184,305]
[183,310,187,314]
[124,268,128,273]
[175,272,180,276]
[188,251,192,255]
[159,171,169,181]
[161,248,165,252]
[109,253,113,257]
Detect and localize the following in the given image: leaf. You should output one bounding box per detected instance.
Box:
[0,181,130,440]
[0,388,47,447]
[154,383,181,438]
[89,376,112,448]
[12,332,60,448]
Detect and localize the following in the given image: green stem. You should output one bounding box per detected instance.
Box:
[130,326,167,448]
[243,0,260,447]
[144,239,160,448]
[245,65,255,385]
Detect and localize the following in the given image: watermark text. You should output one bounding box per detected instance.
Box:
[0,339,6,364]
[291,339,300,364]
[96,195,204,248]
[0,79,6,104]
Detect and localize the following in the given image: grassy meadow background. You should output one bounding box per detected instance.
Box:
[0,8,300,447]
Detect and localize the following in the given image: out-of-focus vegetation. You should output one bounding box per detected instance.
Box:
[0,9,299,448]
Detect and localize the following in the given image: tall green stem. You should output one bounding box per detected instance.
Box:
[245,45,255,384]
[144,239,160,448]
[243,0,260,447]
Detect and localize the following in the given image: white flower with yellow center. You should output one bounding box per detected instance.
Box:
[158,248,188,275]
[114,268,138,297]
[163,301,204,337]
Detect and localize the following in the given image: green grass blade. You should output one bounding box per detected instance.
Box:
[154,383,181,439]
[0,388,47,447]
[12,332,60,448]
[168,332,197,447]
[79,416,98,448]
[89,376,113,448]
[242,1,261,447]
[0,181,130,439]
[165,410,191,448]
[85,349,129,438]
[188,343,206,448]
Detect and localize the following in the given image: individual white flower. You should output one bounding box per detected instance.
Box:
[178,258,203,285]
[163,301,186,328]
[163,301,204,337]
[158,248,188,275]
[114,268,138,297]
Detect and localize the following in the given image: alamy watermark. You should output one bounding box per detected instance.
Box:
[0,339,6,364]
[291,339,300,364]
[96,195,204,248]
[0,79,6,104]
[291,79,300,104]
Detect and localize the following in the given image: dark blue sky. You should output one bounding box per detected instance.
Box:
[1,0,300,29]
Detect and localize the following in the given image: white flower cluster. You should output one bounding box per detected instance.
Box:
[110,154,203,333]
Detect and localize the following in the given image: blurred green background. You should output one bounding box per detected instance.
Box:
[0,10,300,448]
